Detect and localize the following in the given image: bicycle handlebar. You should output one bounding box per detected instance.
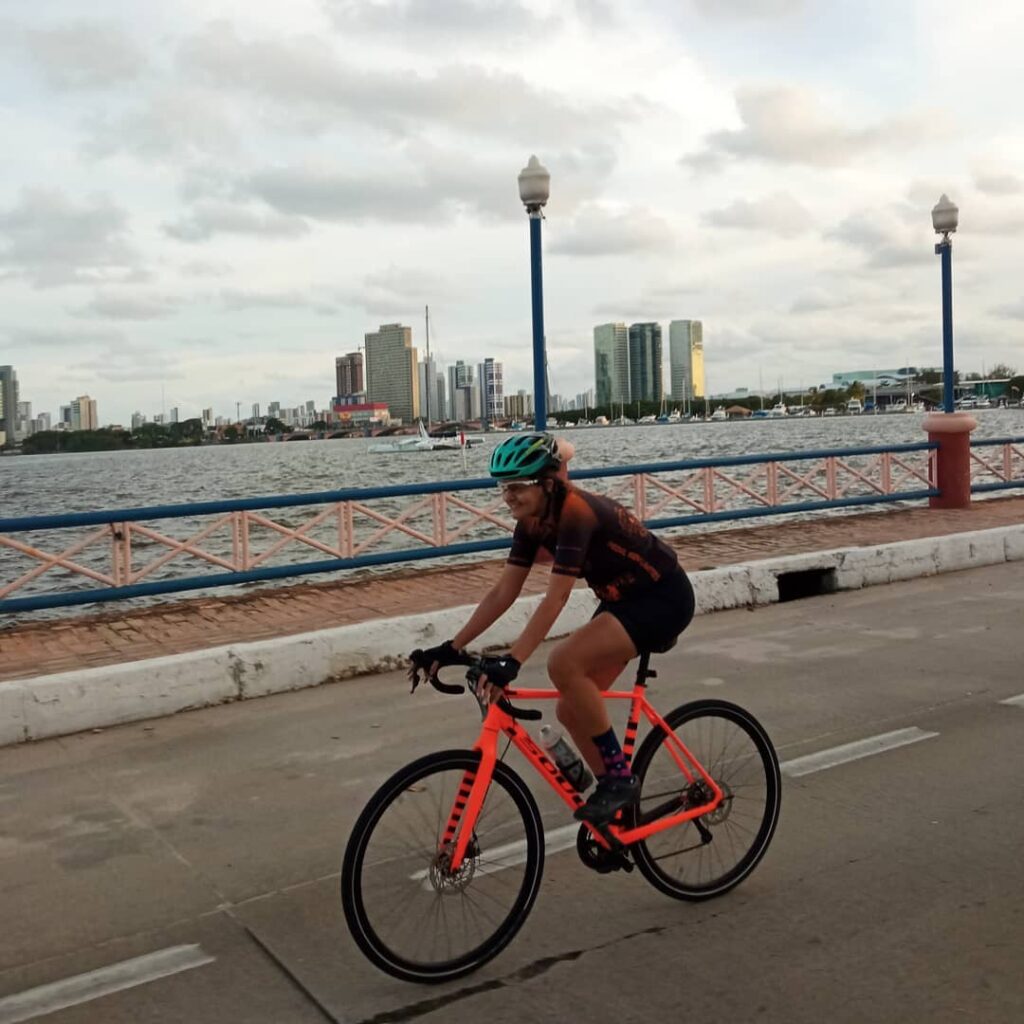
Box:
[409,650,542,722]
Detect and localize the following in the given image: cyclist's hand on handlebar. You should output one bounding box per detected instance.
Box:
[408,639,462,691]
[474,655,520,704]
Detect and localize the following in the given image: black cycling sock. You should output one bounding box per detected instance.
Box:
[592,727,631,780]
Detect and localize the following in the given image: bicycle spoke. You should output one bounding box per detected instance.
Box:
[345,755,541,978]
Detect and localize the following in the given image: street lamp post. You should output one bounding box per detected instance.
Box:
[924,193,976,510]
[518,155,550,431]
[932,193,958,413]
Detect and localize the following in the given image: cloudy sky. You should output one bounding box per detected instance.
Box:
[2,0,1022,424]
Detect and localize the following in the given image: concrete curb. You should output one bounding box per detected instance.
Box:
[3,523,1023,747]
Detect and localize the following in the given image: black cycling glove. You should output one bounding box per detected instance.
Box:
[477,655,521,690]
[408,639,462,690]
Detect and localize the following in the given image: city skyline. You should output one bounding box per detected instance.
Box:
[3,2,1024,426]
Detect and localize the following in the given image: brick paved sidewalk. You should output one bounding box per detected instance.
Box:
[1,496,1022,683]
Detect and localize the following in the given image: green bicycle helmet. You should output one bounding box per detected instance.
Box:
[489,433,560,480]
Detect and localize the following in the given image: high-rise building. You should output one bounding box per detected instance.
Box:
[34,412,51,433]
[16,401,32,439]
[251,403,260,420]
[70,395,98,431]
[131,411,146,430]
[418,355,443,423]
[448,360,479,422]
[0,366,18,444]
[365,324,419,424]
[669,320,704,402]
[593,324,629,407]
[628,323,663,403]
[478,358,504,421]
[202,408,213,427]
[335,352,364,399]
[170,407,179,424]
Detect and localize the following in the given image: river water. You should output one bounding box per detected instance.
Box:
[4,410,1023,519]
[2,411,1022,618]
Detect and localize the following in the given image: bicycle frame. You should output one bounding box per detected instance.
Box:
[443,658,725,872]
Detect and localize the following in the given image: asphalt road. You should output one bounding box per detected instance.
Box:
[1,561,1022,1024]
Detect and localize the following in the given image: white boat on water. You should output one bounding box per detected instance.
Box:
[767,403,788,418]
[710,407,727,421]
[845,399,864,415]
[369,420,482,453]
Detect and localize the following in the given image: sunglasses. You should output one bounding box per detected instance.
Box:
[497,478,541,495]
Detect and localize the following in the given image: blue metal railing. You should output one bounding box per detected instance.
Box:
[0,442,940,614]
[969,435,1024,494]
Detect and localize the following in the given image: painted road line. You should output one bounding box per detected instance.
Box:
[998,693,1024,707]
[413,823,578,884]
[412,725,942,883]
[0,945,215,1024]
[781,727,939,778]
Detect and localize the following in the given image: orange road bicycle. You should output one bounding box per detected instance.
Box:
[341,651,781,984]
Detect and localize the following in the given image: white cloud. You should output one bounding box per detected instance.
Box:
[163,201,311,242]
[550,205,675,257]
[21,19,147,89]
[70,292,180,321]
[683,86,945,170]
[691,0,804,17]
[702,192,814,237]
[0,188,144,288]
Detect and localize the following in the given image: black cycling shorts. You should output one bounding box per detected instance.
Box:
[593,568,695,655]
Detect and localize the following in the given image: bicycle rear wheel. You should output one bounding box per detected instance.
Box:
[341,749,544,984]
[629,699,781,901]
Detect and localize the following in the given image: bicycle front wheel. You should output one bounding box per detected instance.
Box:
[341,749,545,984]
[629,699,781,901]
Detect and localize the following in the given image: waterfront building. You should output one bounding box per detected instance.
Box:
[478,358,504,422]
[448,360,479,422]
[335,352,364,399]
[33,412,51,433]
[16,401,33,439]
[131,411,145,430]
[0,366,18,444]
[69,395,98,432]
[628,323,663,403]
[332,401,390,428]
[832,368,919,388]
[202,408,213,428]
[365,324,419,425]
[504,390,533,420]
[574,388,596,413]
[59,405,72,427]
[170,407,179,424]
[669,320,704,404]
[418,356,445,422]
[593,323,629,407]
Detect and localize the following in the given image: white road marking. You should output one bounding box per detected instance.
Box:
[413,823,578,884]
[780,727,939,778]
[0,945,215,1024]
[409,725,943,883]
[998,693,1024,707]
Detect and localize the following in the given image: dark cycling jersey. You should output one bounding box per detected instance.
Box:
[507,484,680,602]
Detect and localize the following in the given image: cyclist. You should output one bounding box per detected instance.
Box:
[412,433,696,826]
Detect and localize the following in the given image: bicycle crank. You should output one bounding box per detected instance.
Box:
[576,824,634,874]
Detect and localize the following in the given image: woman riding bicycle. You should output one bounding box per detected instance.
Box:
[413,432,696,826]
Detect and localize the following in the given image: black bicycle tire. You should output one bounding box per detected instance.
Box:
[341,748,545,984]
[629,699,781,901]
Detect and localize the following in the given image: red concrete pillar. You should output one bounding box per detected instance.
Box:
[923,411,977,509]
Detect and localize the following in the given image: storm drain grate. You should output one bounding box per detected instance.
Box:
[776,567,838,603]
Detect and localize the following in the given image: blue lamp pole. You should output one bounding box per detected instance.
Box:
[931,193,959,413]
[518,155,550,431]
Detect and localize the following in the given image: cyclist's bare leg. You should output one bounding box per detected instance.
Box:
[547,613,636,777]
